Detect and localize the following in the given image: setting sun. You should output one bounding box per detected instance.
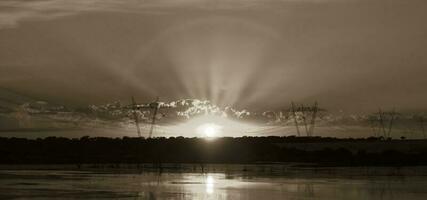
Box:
[197,123,221,138]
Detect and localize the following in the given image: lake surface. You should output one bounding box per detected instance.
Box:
[1,168,427,199]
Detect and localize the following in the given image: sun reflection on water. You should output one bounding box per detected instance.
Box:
[206,175,215,194]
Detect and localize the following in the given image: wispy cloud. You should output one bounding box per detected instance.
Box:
[0,0,337,29]
[0,0,172,29]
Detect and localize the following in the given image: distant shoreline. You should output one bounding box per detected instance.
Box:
[2,136,427,167]
[2,163,427,177]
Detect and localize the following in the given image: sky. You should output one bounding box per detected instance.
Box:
[1,0,427,114]
[2,5,427,198]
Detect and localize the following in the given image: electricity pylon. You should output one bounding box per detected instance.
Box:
[308,101,318,136]
[289,101,323,137]
[291,102,300,136]
[131,96,141,137]
[128,96,162,138]
[148,97,160,138]
[375,108,399,138]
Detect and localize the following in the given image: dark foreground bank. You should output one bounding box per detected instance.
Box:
[1,136,427,166]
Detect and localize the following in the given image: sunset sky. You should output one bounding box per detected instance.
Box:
[1,0,427,138]
[1,0,427,112]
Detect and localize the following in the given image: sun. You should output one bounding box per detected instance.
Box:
[197,123,221,138]
[203,126,216,137]
[171,114,256,137]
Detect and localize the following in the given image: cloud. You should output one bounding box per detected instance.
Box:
[0,0,339,29]
[2,0,426,113]
[0,0,167,29]
[2,92,425,138]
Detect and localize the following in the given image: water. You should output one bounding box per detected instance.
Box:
[1,169,427,199]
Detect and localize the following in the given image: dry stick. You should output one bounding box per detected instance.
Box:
[308,101,318,137]
[131,96,141,137]
[291,102,301,136]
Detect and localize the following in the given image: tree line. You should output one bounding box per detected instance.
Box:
[1,136,427,166]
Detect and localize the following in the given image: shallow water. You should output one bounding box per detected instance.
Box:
[1,169,427,199]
